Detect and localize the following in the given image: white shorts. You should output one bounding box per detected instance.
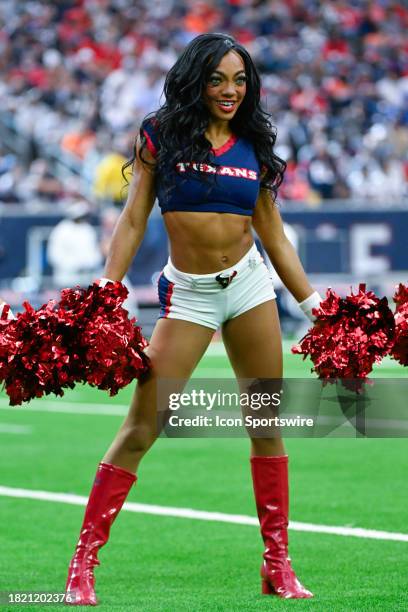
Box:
[157,243,276,330]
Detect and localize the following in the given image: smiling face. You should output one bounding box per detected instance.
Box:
[203,50,247,122]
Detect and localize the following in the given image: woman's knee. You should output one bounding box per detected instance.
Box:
[118,422,157,455]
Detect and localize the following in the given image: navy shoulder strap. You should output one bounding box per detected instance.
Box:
[140,117,159,158]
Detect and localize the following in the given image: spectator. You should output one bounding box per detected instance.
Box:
[0,153,23,203]
[347,158,407,202]
[47,201,103,287]
[22,158,65,202]
[307,150,338,200]
[60,120,96,160]
[92,136,130,207]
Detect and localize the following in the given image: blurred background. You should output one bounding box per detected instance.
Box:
[0,0,407,336]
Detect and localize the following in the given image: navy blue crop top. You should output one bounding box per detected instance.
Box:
[142,118,261,216]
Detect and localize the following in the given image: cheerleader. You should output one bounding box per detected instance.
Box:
[65,33,320,604]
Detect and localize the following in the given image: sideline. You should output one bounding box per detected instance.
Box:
[1,485,407,543]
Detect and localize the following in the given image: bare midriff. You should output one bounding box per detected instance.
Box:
[164,211,254,273]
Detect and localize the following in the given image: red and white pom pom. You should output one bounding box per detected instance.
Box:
[292,284,395,387]
[390,283,408,366]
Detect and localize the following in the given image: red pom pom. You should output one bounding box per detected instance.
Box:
[58,281,150,395]
[0,301,76,405]
[292,284,395,387]
[0,281,150,405]
[390,283,408,366]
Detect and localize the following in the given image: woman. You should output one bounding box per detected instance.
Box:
[65,33,320,604]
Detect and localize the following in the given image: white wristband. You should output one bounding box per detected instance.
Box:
[298,291,323,322]
[98,277,116,288]
[0,301,16,320]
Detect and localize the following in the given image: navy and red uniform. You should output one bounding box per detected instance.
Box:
[141,117,261,216]
[141,117,277,330]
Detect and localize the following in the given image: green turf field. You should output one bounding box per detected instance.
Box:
[0,342,407,611]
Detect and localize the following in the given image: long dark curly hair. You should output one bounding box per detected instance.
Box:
[122,32,286,201]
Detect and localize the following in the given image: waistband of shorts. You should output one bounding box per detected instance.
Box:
[163,243,262,287]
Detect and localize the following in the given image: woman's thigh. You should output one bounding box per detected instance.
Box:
[221,299,282,379]
[222,300,284,452]
[124,317,215,431]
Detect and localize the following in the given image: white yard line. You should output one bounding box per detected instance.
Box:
[205,337,300,357]
[193,368,233,377]
[0,423,32,434]
[205,340,300,356]
[0,485,407,543]
[0,399,128,416]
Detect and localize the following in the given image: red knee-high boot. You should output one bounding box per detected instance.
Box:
[65,462,136,606]
[250,455,313,599]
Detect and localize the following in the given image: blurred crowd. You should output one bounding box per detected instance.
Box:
[0,0,407,206]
